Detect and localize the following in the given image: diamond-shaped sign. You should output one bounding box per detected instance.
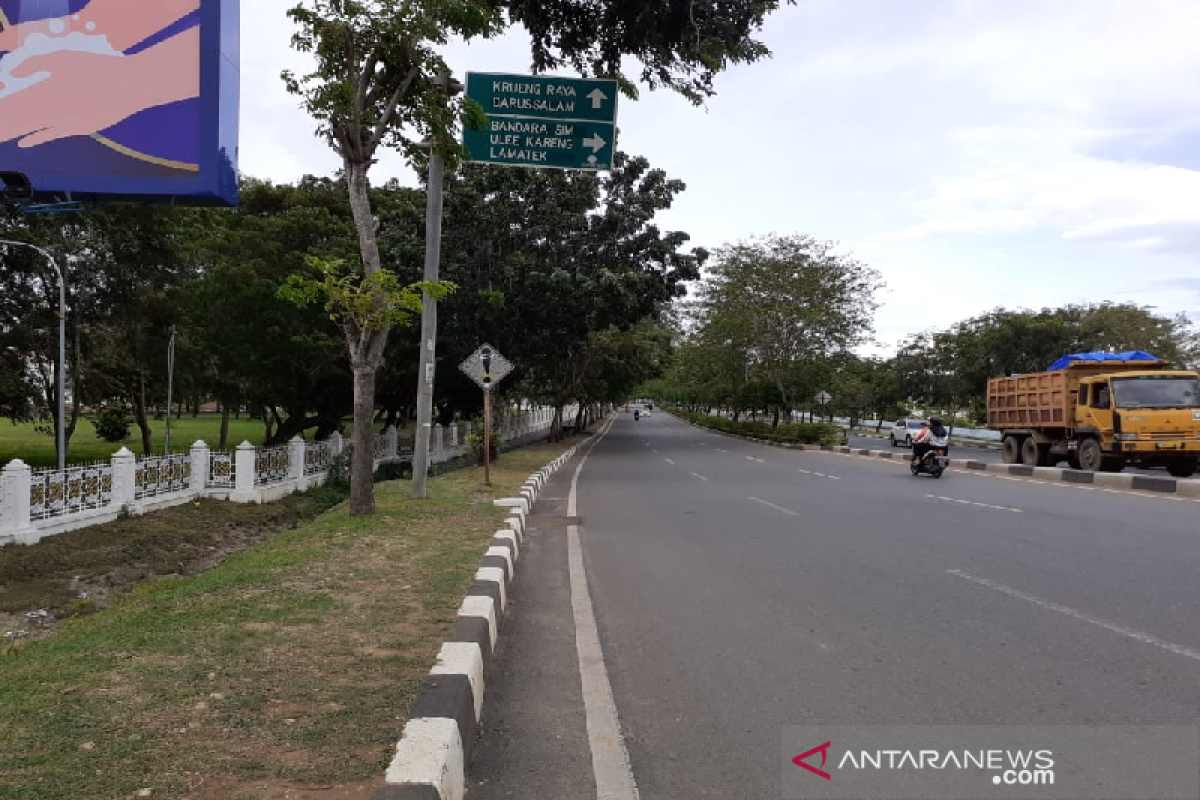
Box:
[459,343,513,391]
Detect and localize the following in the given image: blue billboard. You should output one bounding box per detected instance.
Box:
[0,0,239,206]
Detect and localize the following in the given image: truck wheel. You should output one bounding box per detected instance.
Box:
[1002,436,1021,464]
[1167,458,1198,478]
[1066,452,1082,470]
[1100,457,1125,473]
[1020,437,1041,467]
[1077,438,1103,472]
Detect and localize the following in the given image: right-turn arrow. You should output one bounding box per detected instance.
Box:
[582,134,606,153]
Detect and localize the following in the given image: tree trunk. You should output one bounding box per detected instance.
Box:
[551,404,563,441]
[349,364,377,516]
[261,406,275,444]
[134,375,152,455]
[574,402,585,433]
[219,403,231,450]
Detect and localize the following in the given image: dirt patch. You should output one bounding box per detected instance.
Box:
[0,491,342,644]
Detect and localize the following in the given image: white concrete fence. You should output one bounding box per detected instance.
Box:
[0,407,564,547]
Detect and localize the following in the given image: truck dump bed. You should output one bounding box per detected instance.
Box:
[986,360,1167,430]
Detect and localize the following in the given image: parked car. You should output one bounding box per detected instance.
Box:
[889,419,927,447]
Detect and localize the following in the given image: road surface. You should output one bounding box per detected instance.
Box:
[469,411,1200,799]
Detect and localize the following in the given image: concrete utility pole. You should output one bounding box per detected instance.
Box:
[412,72,461,498]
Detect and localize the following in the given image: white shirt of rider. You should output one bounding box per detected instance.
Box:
[915,427,949,447]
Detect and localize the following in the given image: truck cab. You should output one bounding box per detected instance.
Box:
[1074,372,1200,475]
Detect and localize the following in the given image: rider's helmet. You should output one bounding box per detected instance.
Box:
[929,416,943,426]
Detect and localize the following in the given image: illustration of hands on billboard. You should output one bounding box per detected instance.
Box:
[0,0,239,206]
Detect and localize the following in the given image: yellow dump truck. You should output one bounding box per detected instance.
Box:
[986,354,1200,476]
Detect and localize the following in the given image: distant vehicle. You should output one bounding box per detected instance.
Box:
[889,419,927,447]
[987,352,1200,475]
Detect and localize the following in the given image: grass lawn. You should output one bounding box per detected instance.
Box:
[0,433,584,799]
[0,414,407,469]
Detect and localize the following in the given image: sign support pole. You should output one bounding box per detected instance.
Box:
[483,388,492,486]
[412,72,452,499]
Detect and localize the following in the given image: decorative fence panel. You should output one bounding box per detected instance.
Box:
[29,463,113,521]
[304,440,334,476]
[209,451,235,487]
[135,453,192,500]
[254,446,291,486]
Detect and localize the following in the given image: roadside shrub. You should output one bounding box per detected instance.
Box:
[93,407,131,442]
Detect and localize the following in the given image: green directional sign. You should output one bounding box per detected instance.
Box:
[464,72,619,172]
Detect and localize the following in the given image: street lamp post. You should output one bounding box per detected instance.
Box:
[164,325,177,455]
[0,239,66,470]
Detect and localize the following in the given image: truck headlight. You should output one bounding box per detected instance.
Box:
[1116,433,1138,441]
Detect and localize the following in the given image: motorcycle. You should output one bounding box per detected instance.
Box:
[634,410,641,421]
[910,446,949,478]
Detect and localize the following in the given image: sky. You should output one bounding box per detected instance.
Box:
[240,0,1200,354]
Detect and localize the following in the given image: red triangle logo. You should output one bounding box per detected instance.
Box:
[793,741,832,780]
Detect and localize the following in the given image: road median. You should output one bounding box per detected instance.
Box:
[0,432,592,799]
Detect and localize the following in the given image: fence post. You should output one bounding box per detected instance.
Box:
[190,440,209,496]
[289,436,307,491]
[0,459,35,544]
[111,447,138,515]
[385,426,399,460]
[231,441,257,503]
[329,431,343,458]
[448,424,458,448]
[433,424,444,454]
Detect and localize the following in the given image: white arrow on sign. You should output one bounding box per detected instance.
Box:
[587,88,608,109]
[582,134,606,153]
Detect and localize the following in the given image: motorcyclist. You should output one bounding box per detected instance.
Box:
[911,416,950,467]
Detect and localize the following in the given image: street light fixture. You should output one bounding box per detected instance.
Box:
[0,239,66,470]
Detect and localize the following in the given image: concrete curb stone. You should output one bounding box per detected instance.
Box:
[375,420,608,800]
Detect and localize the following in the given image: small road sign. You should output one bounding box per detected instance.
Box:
[815,391,832,406]
[459,343,513,391]
[464,72,619,171]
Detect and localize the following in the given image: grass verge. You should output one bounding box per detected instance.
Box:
[0,434,585,799]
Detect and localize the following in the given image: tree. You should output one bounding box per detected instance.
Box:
[283,0,498,513]
[697,234,881,422]
[284,0,789,510]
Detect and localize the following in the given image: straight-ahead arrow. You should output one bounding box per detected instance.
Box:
[582,134,607,152]
[586,88,608,109]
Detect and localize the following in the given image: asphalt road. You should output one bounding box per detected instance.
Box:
[469,411,1200,799]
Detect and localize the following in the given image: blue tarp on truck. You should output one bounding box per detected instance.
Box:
[1046,351,1162,371]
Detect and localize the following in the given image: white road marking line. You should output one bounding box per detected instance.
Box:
[664,458,675,465]
[926,494,1022,513]
[567,418,641,800]
[948,569,1200,663]
[748,496,799,516]
[798,468,840,481]
[689,472,710,482]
